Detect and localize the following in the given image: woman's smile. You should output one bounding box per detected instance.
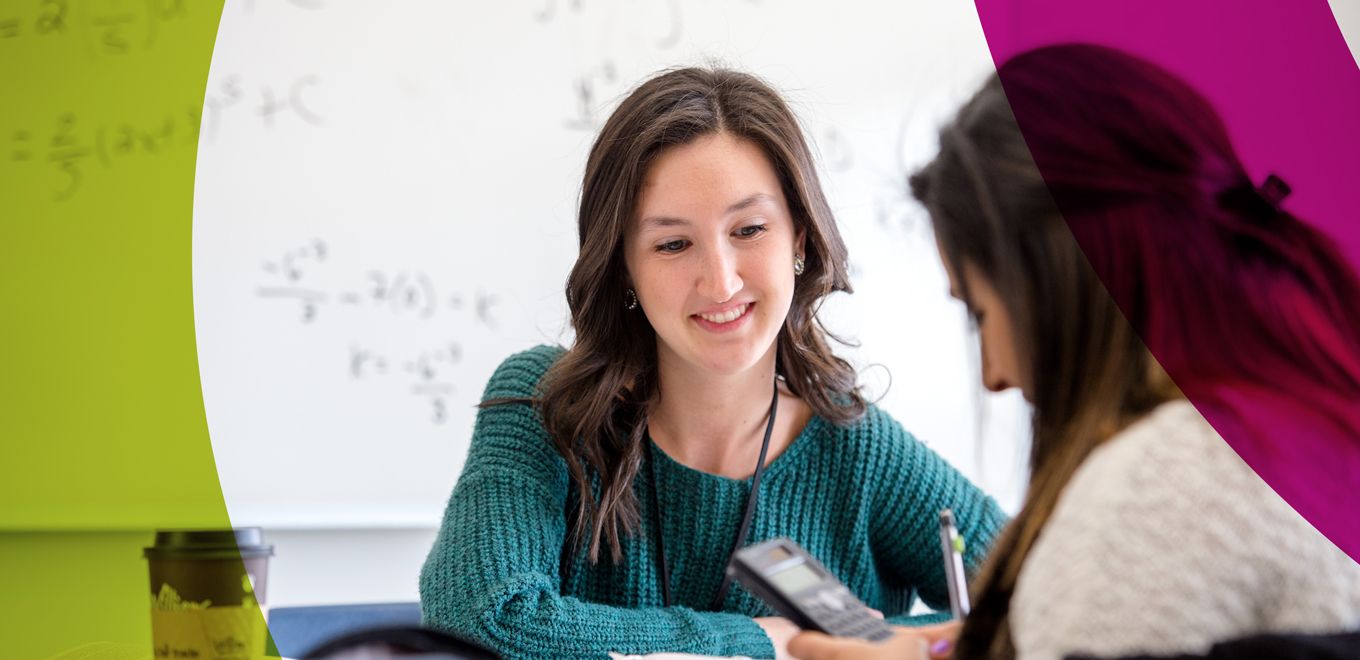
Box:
[693,301,755,333]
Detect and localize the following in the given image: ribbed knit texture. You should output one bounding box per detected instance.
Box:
[1011,401,1360,660]
[420,345,1008,659]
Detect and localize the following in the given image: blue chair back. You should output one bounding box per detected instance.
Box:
[268,601,423,658]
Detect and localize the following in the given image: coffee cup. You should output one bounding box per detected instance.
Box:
[144,528,274,659]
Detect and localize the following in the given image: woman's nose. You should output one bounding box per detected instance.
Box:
[698,247,742,302]
[981,351,1014,393]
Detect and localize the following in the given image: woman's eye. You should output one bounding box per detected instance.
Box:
[735,224,767,238]
[656,239,688,253]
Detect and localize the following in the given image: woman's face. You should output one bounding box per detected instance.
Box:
[937,246,1027,399]
[625,132,804,379]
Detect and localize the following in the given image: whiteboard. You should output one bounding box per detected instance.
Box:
[193,0,1032,529]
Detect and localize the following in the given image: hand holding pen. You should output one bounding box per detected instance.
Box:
[939,508,970,619]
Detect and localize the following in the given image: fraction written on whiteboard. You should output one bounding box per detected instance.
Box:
[351,341,464,424]
[9,108,201,201]
[253,239,500,326]
[251,239,497,425]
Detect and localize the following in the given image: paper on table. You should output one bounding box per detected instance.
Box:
[609,654,753,660]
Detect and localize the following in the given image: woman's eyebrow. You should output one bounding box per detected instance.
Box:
[638,193,776,230]
[726,193,775,214]
[637,215,690,231]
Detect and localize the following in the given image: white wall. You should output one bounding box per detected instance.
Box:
[262,528,438,608]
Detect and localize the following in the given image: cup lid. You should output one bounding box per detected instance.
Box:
[143,528,274,559]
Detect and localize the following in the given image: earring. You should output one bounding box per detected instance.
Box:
[625,288,638,310]
[793,254,806,276]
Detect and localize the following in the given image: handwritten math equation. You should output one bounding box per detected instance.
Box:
[534,0,761,131]
[8,72,324,202]
[532,0,855,182]
[350,342,463,424]
[254,240,496,425]
[253,239,500,326]
[9,108,201,201]
[0,0,191,56]
[534,0,681,132]
[202,73,324,140]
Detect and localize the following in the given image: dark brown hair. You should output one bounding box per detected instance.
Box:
[538,67,865,563]
[912,55,1176,659]
[914,44,1360,658]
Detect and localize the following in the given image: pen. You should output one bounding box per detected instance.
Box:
[939,508,970,618]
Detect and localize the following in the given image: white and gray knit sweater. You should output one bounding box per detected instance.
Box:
[1011,400,1360,660]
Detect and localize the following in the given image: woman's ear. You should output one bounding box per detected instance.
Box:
[795,228,808,259]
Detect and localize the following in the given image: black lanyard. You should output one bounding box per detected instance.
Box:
[646,377,779,611]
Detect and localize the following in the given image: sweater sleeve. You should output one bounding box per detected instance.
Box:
[868,412,1009,624]
[418,346,775,660]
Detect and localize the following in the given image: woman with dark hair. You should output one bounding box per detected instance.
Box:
[418,67,1008,659]
[788,44,1360,660]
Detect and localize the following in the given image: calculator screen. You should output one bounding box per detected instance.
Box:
[768,561,822,593]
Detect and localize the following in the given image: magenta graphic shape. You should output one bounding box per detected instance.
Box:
[971,0,1360,561]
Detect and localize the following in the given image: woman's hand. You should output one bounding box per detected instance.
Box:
[755,617,801,660]
[787,621,960,660]
[911,620,960,656]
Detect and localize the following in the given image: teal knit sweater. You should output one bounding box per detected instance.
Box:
[420,346,1007,659]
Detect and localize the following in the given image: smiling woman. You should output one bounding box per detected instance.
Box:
[627,135,804,387]
[417,67,1008,660]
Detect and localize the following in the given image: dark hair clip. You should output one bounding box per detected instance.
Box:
[1216,174,1290,219]
[1258,173,1290,209]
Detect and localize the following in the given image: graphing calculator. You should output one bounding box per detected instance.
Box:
[727,538,894,642]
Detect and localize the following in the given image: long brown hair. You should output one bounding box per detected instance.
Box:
[538,67,865,563]
[914,43,1360,658]
[911,56,1175,658]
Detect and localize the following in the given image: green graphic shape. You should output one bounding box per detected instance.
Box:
[0,1,236,656]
